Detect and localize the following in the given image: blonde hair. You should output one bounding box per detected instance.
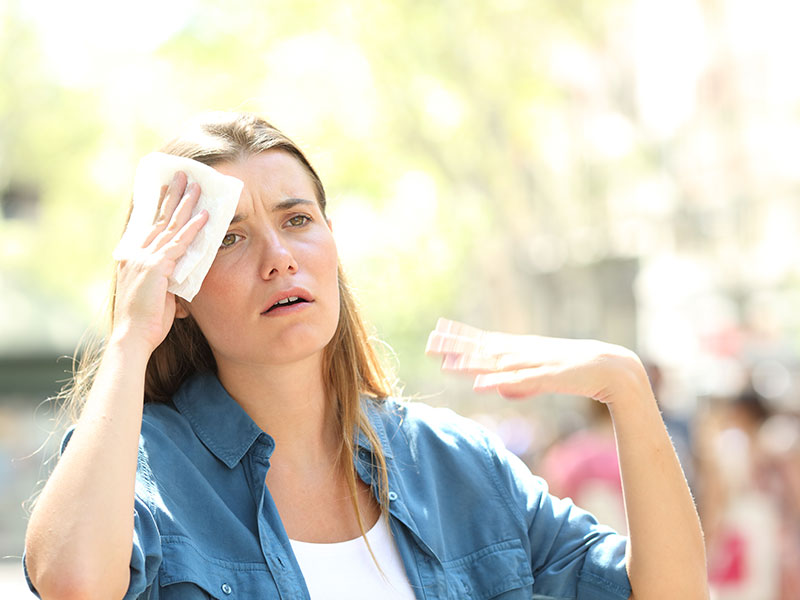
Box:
[60,112,395,539]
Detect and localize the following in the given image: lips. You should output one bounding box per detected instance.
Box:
[261,288,313,314]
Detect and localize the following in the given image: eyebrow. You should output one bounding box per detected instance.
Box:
[230,198,316,224]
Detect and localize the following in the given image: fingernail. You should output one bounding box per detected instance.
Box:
[425,332,440,354]
[442,354,462,370]
[474,373,499,388]
[473,375,490,390]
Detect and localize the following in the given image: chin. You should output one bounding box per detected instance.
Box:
[263,334,333,367]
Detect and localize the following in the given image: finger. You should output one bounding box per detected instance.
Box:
[141,173,188,248]
[158,209,209,259]
[165,182,200,233]
[475,365,605,401]
[154,171,188,229]
[428,329,518,367]
[434,317,484,340]
[440,350,542,374]
[473,368,549,399]
[150,182,201,251]
[153,184,169,217]
[440,352,499,373]
[428,318,534,357]
[426,330,481,355]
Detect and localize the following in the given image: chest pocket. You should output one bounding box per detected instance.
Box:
[442,539,534,600]
[157,538,279,599]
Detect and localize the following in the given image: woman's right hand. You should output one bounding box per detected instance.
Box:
[112,171,208,353]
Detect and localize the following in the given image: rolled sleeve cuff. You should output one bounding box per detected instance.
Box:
[22,554,41,599]
[577,534,631,600]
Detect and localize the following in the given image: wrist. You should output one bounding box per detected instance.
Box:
[601,349,655,412]
[105,327,156,369]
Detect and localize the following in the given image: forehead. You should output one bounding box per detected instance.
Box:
[213,150,319,205]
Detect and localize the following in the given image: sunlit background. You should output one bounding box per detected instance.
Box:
[2,0,800,598]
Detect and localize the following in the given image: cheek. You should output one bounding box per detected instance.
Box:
[324,254,341,300]
[321,237,339,279]
[319,242,341,320]
[191,270,240,323]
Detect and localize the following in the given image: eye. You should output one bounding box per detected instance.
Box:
[219,232,241,249]
[287,215,311,227]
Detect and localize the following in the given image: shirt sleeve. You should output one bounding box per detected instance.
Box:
[24,498,162,600]
[23,427,164,600]
[492,439,632,600]
[22,553,41,598]
[124,494,163,599]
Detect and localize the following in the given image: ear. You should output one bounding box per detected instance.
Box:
[175,299,190,319]
[326,217,333,231]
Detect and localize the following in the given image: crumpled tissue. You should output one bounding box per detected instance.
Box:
[113,152,244,301]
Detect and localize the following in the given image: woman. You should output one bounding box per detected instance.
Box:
[24,112,708,599]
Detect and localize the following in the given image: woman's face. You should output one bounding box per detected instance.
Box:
[178,150,340,373]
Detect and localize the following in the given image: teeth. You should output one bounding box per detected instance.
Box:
[274,296,299,307]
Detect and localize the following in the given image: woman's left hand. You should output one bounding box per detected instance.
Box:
[425,318,651,407]
[427,317,710,599]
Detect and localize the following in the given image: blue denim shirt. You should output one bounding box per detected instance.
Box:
[29,373,631,599]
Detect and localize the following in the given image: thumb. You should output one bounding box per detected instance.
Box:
[473,368,550,399]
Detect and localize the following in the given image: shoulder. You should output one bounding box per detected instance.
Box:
[137,401,203,465]
[368,399,552,564]
[135,402,190,493]
[377,397,506,454]
[141,400,194,442]
[371,397,533,499]
[57,401,193,458]
[135,401,217,502]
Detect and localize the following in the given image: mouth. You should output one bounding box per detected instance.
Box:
[261,293,312,314]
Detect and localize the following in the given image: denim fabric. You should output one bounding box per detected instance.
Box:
[28,372,631,599]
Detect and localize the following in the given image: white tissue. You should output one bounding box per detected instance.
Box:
[113,152,244,302]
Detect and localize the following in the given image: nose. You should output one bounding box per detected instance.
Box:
[257,232,298,280]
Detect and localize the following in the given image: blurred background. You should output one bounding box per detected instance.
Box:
[2,0,800,598]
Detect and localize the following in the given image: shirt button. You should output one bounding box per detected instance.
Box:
[221,583,232,595]
[388,491,398,501]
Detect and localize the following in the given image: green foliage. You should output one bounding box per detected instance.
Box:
[5,0,797,386]
[0,0,638,362]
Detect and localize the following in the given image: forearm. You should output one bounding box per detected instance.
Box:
[608,378,708,600]
[25,336,150,599]
[426,320,710,597]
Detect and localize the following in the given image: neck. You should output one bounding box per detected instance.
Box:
[216,352,339,465]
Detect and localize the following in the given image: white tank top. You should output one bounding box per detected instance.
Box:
[289,518,417,599]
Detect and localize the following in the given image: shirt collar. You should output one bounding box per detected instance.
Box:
[173,372,269,468]
[173,373,395,467]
